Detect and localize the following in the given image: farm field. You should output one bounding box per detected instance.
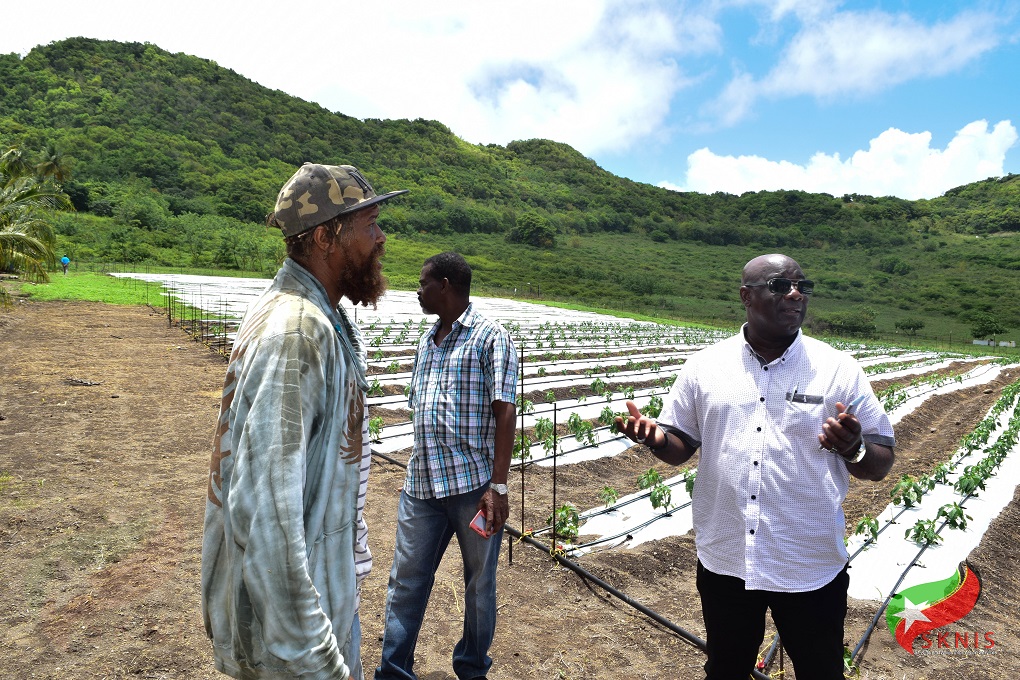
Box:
[1,295,1019,680]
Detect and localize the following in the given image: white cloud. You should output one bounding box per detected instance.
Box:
[727,0,841,23]
[661,119,1018,199]
[304,1,698,156]
[705,8,1002,126]
[763,10,1001,98]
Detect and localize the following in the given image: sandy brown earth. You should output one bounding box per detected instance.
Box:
[1,299,1018,680]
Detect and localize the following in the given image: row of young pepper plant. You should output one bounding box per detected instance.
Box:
[358,312,1019,679]
[142,272,1017,679]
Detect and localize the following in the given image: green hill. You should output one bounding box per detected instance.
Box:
[2,37,1019,340]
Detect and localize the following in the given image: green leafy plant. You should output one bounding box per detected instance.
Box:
[368,416,383,442]
[516,395,534,414]
[905,519,942,545]
[567,412,597,446]
[598,486,620,507]
[936,502,972,530]
[608,410,628,434]
[853,515,880,543]
[547,503,580,541]
[368,379,384,397]
[890,474,925,508]
[637,468,663,490]
[931,462,951,485]
[954,468,987,496]
[843,645,860,678]
[649,482,672,510]
[513,436,532,461]
[640,395,663,419]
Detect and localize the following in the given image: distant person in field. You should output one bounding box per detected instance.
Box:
[375,252,518,680]
[617,253,896,680]
[60,255,69,274]
[202,163,406,680]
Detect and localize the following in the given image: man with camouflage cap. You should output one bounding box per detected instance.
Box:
[202,163,406,680]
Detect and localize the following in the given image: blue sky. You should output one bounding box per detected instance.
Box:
[3,0,1018,199]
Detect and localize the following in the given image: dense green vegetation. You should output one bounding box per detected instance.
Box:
[1,37,1018,342]
[0,145,73,307]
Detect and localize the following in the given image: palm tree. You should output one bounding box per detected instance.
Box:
[0,147,32,178]
[35,143,71,184]
[0,146,73,308]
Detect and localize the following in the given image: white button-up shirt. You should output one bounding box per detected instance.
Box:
[659,327,895,592]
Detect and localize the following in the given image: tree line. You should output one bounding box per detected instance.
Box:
[1,37,1018,336]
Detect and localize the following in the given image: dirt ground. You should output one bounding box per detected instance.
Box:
[1,299,1018,680]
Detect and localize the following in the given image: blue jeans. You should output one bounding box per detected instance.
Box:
[376,485,504,680]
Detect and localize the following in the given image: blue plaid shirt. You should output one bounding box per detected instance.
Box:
[406,303,518,499]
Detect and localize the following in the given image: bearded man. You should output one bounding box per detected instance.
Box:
[202,163,406,680]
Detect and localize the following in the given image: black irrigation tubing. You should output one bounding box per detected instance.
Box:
[526,387,674,414]
[510,417,667,465]
[847,441,990,562]
[529,477,694,540]
[847,504,915,562]
[849,508,969,668]
[503,525,774,680]
[847,386,1020,560]
[767,393,1020,671]
[567,500,692,552]
[512,429,626,465]
[876,364,999,408]
[761,496,959,672]
[367,396,767,677]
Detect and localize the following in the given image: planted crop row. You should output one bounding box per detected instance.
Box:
[849,378,1020,551]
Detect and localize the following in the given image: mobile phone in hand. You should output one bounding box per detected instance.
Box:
[844,394,867,416]
[470,509,490,538]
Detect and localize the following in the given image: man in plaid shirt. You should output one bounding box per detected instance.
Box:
[376,252,518,680]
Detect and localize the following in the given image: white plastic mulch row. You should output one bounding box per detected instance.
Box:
[117,272,1020,596]
[846,398,1020,601]
[112,273,662,328]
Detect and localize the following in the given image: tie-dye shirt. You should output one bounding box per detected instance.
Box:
[202,258,371,679]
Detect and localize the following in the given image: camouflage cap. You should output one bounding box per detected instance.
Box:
[267,163,408,237]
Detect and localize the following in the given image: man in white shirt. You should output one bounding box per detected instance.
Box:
[617,253,895,680]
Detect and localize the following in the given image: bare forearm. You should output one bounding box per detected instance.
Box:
[649,431,697,466]
[491,400,516,484]
[848,443,895,481]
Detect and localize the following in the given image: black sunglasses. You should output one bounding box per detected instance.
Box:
[745,278,815,296]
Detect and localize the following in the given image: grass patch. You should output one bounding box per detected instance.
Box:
[13,272,165,306]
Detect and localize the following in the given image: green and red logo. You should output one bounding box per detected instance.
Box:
[886,562,988,654]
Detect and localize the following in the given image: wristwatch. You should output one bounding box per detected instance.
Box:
[843,441,867,464]
[489,482,508,495]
